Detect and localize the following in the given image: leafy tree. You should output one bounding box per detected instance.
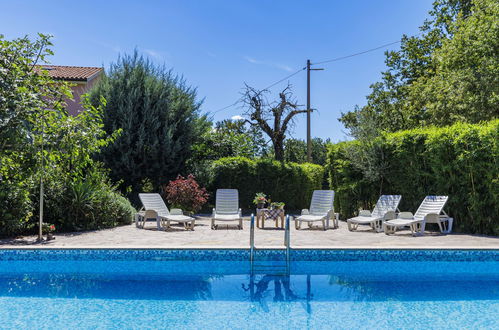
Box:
[340,0,497,133]
[187,118,263,186]
[406,0,499,124]
[89,52,203,197]
[284,137,330,166]
[215,119,268,156]
[0,34,133,236]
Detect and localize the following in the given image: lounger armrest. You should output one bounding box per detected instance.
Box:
[301,209,310,215]
[327,209,335,220]
[397,211,414,220]
[424,213,441,223]
[383,210,397,220]
[143,209,158,219]
[170,208,183,215]
[359,210,371,217]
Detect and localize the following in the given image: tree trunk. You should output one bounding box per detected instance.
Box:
[274,138,284,161]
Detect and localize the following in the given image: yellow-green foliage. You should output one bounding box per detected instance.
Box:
[211,157,324,211]
[327,120,499,235]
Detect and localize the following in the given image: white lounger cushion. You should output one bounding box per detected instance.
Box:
[212,213,242,221]
[165,214,195,222]
[348,216,385,224]
[296,215,327,222]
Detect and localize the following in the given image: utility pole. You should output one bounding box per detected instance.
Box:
[306,60,323,162]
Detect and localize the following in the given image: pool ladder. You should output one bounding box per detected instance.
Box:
[249,214,291,276]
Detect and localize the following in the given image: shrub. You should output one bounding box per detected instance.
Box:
[37,168,135,232]
[162,174,208,214]
[326,120,499,235]
[0,179,33,238]
[210,157,324,211]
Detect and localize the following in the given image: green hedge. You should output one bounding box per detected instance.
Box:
[210,157,324,211]
[327,120,499,235]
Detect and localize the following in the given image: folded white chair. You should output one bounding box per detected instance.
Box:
[211,189,243,229]
[295,190,336,230]
[347,195,401,232]
[136,193,195,230]
[384,195,453,236]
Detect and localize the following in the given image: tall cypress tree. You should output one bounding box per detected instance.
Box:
[89,52,202,199]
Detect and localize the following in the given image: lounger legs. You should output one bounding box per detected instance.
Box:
[211,219,242,230]
[295,220,328,230]
[348,220,383,232]
[183,221,195,231]
[373,220,383,233]
[347,221,358,231]
[384,221,425,236]
[295,220,301,230]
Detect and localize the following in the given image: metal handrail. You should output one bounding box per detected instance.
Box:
[285,215,290,271]
[250,214,255,265]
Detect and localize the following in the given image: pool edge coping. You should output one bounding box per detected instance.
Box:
[0,246,498,250]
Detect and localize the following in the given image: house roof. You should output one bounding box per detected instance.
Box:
[35,65,103,82]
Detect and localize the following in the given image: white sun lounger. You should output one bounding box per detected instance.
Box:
[384,195,453,236]
[211,189,243,229]
[136,193,195,230]
[294,190,336,230]
[347,195,401,232]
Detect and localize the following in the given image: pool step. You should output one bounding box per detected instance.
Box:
[251,260,289,276]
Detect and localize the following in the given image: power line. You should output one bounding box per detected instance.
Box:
[211,99,241,115]
[261,67,306,91]
[211,67,306,115]
[212,37,410,115]
[313,40,402,65]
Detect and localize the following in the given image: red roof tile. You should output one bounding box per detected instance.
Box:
[35,65,103,81]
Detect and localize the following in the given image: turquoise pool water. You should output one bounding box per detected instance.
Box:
[0,249,497,329]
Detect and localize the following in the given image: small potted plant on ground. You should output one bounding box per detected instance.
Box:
[253,193,267,209]
[271,202,285,210]
[43,223,56,240]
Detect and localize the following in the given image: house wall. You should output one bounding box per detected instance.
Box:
[66,76,100,116]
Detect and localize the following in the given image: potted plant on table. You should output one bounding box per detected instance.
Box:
[271,202,285,210]
[253,193,267,209]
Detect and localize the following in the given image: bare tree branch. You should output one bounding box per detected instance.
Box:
[242,84,305,160]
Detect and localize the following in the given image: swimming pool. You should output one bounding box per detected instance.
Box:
[0,249,497,329]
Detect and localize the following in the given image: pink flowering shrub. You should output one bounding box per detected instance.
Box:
[162,174,209,214]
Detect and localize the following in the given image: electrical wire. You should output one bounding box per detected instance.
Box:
[212,36,411,115]
[211,67,306,115]
[261,67,306,91]
[313,40,402,65]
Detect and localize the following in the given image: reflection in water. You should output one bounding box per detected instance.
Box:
[1,272,497,306]
[242,274,312,314]
[0,274,214,300]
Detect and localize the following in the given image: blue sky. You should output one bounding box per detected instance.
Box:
[1,0,433,141]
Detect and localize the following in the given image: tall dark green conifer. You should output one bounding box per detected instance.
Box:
[90,52,202,198]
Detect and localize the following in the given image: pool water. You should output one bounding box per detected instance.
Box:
[0,250,497,329]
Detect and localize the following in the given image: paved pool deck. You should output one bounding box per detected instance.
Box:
[1,216,497,249]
